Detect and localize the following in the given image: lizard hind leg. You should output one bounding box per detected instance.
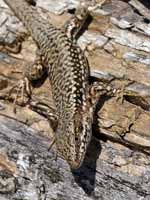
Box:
[89,81,115,111]
[9,50,48,112]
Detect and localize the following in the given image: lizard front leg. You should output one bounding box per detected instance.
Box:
[29,100,58,151]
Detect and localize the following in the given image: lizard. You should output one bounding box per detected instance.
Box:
[4,0,110,169]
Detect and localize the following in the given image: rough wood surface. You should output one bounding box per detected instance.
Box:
[0,114,150,200]
[129,0,150,20]
[0,0,150,199]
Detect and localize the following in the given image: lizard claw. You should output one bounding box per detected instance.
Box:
[8,77,32,113]
[89,82,113,104]
[48,137,56,151]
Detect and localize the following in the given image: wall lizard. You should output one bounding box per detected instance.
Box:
[4,0,108,169]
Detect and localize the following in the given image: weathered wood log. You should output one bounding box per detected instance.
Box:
[0,113,150,200]
[0,0,150,199]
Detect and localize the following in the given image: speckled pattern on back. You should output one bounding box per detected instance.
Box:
[4,0,93,169]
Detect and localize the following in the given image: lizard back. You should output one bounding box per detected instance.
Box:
[4,0,93,169]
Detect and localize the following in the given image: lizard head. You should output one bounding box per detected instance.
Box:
[56,103,93,170]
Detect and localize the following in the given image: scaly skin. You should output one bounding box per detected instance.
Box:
[4,0,93,169]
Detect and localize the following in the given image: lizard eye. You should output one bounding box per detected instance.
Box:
[75,124,83,133]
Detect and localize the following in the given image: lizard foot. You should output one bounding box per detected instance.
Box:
[89,81,115,105]
[48,136,58,162]
[48,137,56,151]
[9,77,32,113]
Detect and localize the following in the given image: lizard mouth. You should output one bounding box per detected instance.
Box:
[69,160,82,170]
[69,152,86,170]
